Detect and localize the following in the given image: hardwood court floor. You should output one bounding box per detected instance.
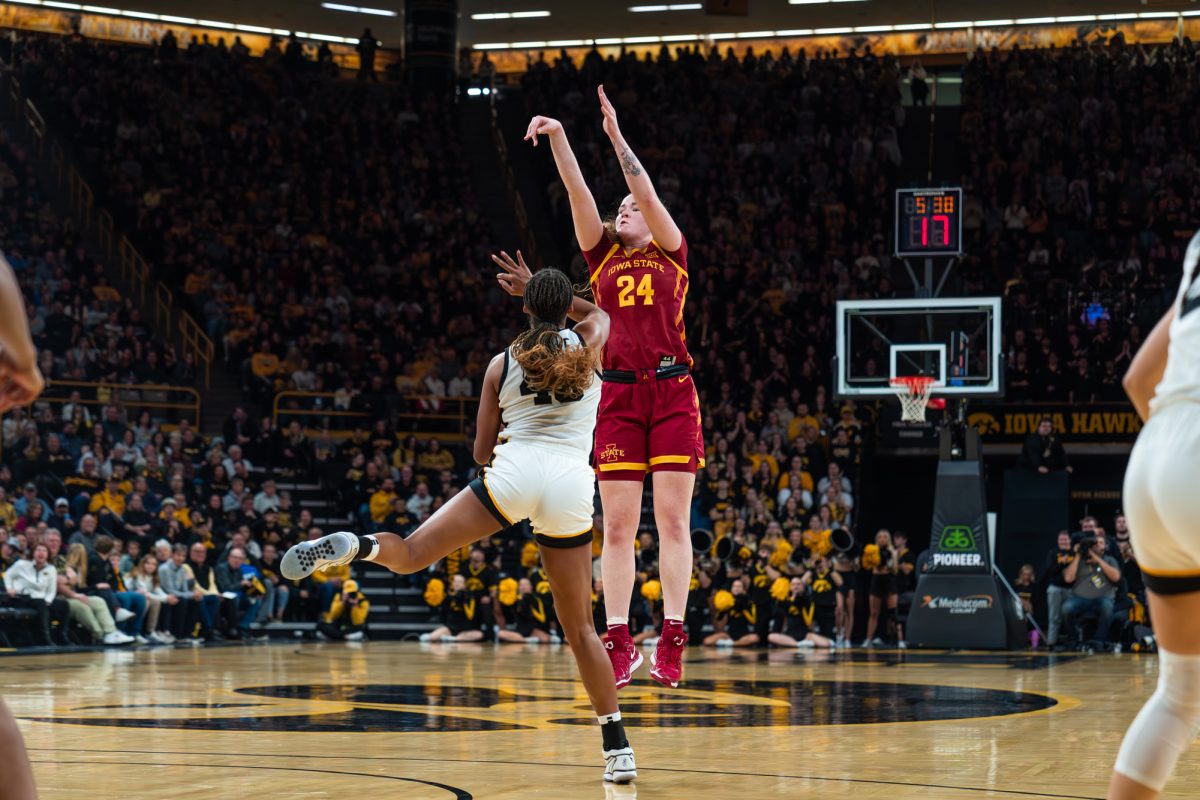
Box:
[1,641,1189,799]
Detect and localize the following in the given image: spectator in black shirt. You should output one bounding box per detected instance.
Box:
[1018,418,1071,474]
[1043,531,1075,649]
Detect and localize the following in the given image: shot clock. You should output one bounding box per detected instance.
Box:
[895,188,963,257]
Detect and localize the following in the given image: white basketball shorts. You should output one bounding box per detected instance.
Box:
[1124,400,1200,594]
[469,440,596,548]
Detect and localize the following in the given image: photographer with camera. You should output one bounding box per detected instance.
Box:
[1062,528,1121,651]
[317,578,370,641]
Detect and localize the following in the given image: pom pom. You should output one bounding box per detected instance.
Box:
[862,544,882,570]
[641,579,663,602]
[713,589,735,612]
[498,578,518,606]
[770,577,791,602]
[423,577,446,608]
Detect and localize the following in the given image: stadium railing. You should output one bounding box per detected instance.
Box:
[0,65,216,389]
[40,379,203,429]
[272,391,477,442]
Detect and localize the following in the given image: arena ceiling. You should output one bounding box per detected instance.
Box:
[59,0,1200,47]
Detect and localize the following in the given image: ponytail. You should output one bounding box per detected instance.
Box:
[511,325,597,401]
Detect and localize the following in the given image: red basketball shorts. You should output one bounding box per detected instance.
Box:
[593,373,706,481]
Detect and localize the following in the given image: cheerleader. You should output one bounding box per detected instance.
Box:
[769,576,835,649]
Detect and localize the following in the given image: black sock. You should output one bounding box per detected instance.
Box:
[355,535,379,562]
[599,713,628,751]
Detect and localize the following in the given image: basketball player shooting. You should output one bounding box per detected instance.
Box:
[517,85,704,690]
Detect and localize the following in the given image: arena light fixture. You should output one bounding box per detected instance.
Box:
[775,28,814,35]
[199,19,235,29]
[1016,17,1056,25]
[320,3,397,16]
[1098,13,1137,20]
[622,35,662,43]
[547,39,587,46]
[892,22,932,30]
[933,20,972,29]
[82,4,119,12]
[661,33,701,41]
[43,1,82,8]
[1139,11,1177,18]
[1055,15,1097,22]
[471,10,550,19]
[629,3,703,10]
[813,26,852,34]
[854,25,893,32]
[973,19,1014,27]
[735,30,775,38]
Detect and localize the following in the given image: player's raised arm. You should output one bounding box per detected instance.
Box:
[525,115,605,251]
[597,85,682,253]
[492,250,609,347]
[1123,304,1174,422]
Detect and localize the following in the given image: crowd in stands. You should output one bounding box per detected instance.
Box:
[960,39,1199,403]
[0,399,383,646]
[1,31,1190,650]
[12,31,503,423]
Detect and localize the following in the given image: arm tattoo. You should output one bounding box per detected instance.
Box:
[618,148,642,177]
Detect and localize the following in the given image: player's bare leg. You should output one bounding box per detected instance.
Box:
[597,479,644,688]
[1109,590,1200,800]
[281,488,501,581]
[0,700,37,800]
[540,538,635,784]
[649,470,695,687]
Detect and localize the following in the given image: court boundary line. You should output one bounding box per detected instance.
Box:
[27,758,473,799]
[26,747,1103,799]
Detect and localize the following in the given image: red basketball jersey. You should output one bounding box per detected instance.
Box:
[583,235,692,373]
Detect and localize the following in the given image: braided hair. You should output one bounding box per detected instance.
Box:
[511,268,597,400]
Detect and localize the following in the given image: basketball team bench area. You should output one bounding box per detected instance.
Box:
[4,641,1186,799]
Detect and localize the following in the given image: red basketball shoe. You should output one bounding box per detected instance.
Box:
[649,620,688,688]
[602,624,643,689]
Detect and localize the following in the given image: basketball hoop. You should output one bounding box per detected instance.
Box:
[890,376,945,423]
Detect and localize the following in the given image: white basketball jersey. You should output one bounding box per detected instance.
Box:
[1152,232,1200,416]
[497,329,600,456]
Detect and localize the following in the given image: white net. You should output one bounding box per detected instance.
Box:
[890,377,935,423]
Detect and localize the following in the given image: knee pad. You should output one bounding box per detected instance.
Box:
[1115,648,1200,791]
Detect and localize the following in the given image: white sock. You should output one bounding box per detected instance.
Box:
[606,616,628,628]
[598,711,622,725]
[664,614,684,624]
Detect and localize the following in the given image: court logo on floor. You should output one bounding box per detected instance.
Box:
[26,678,1057,732]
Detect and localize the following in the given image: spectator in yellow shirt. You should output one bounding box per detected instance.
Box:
[88,477,126,518]
[369,478,398,525]
[0,486,16,529]
[416,439,455,477]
